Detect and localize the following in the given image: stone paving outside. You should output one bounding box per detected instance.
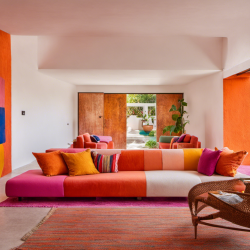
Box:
[126,129,157,149]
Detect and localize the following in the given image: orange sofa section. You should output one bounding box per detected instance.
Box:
[118,150,144,171]
[64,171,147,197]
[144,150,162,170]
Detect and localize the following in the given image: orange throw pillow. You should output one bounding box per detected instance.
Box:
[215,148,248,177]
[61,149,99,176]
[32,150,68,176]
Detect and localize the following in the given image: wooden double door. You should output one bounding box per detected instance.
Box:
[78,93,183,149]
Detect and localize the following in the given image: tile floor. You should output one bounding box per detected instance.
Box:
[0,161,51,250]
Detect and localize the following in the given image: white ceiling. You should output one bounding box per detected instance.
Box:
[1,0,249,36]
[39,69,220,85]
[1,0,250,85]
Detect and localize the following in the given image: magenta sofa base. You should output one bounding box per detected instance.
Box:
[6,170,67,197]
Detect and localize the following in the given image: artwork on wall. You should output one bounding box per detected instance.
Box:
[0,29,11,177]
[0,77,5,176]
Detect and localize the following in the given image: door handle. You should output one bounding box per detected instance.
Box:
[99,116,102,118]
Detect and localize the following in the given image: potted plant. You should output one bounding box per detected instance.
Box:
[163,99,189,135]
[142,113,154,132]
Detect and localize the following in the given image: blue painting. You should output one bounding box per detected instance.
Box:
[0,107,5,144]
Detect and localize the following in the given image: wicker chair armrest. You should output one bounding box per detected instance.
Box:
[188,179,242,214]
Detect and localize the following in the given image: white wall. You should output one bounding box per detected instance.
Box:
[185,72,223,149]
[11,36,76,170]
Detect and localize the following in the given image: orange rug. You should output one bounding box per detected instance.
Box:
[16,207,250,249]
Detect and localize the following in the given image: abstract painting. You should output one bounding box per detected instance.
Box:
[0,77,5,176]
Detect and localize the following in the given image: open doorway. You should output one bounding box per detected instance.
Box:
[126,94,156,149]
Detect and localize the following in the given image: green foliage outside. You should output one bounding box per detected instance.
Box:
[127,94,156,118]
[148,106,156,116]
[163,99,189,135]
[126,106,143,117]
[145,140,157,148]
[148,130,155,136]
[127,94,156,103]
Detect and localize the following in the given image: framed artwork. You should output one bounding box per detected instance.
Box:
[0,77,5,176]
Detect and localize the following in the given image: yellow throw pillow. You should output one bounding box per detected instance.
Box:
[61,149,99,176]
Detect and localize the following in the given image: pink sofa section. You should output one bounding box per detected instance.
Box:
[6,170,67,197]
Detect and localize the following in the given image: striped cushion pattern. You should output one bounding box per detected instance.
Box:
[91,151,120,173]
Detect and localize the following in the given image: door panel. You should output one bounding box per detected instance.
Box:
[104,94,127,149]
[78,93,104,135]
[156,93,183,141]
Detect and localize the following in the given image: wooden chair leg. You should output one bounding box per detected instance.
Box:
[192,216,199,239]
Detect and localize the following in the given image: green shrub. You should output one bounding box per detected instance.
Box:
[148,131,155,136]
[145,140,157,148]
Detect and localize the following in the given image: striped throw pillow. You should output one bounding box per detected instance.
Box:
[91,151,120,173]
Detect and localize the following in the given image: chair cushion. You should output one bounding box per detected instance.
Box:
[183,134,191,143]
[6,170,67,197]
[96,143,108,149]
[64,171,146,197]
[83,133,92,142]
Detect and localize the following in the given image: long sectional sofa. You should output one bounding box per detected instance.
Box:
[6,148,249,199]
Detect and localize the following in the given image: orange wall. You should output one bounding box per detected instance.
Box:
[0,30,11,176]
[224,75,250,164]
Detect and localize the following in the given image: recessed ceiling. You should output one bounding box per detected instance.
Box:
[39,69,220,85]
[1,0,250,85]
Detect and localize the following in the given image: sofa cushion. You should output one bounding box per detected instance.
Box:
[144,150,162,170]
[64,171,146,197]
[46,148,88,153]
[118,150,144,171]
[162,149,203,170]
[145,171,202,197]
[196,171,250,183]
[6,170,67,197]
